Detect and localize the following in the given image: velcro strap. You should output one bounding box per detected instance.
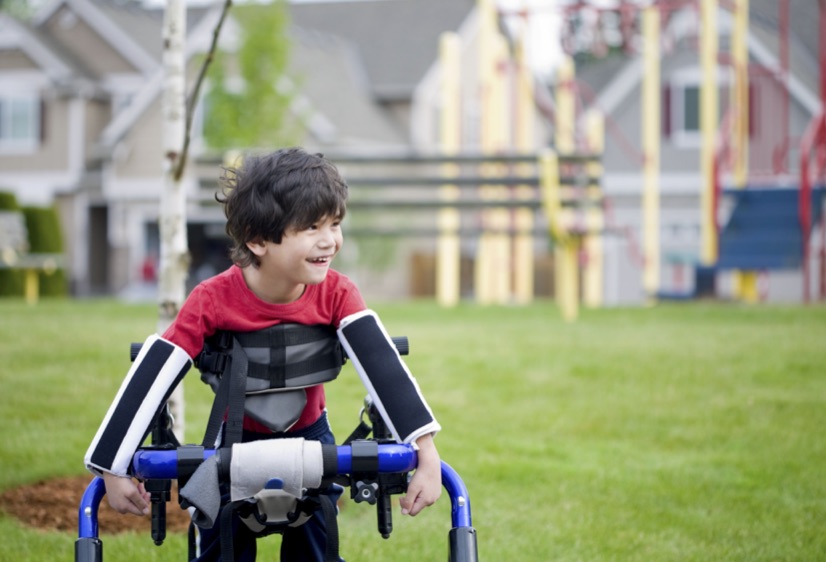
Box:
[350,440,379,474]
[320,443,339,486]
[246,350,343,387]
[176,446,205,489]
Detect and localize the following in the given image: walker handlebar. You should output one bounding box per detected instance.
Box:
[130,442,420,480]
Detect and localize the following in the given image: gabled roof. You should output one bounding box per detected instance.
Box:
[33,0,160,75]
[288,0,475,101]
[99,5,231,148]
[576,3,822,122]
[289,26,407,146]
[749,0,821,106]
[99,5,407,151]
[0,14,74,82]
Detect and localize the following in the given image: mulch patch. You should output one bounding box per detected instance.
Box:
[0,475,191,534]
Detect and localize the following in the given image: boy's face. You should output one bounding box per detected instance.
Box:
[247,214,343,290]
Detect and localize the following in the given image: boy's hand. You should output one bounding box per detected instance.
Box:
[400,434,441,516]
[102,472,150,516]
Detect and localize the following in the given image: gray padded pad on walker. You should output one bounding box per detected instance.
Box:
[179,455,221,528]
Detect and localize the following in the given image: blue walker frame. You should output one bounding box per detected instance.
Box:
[75,444,477,561]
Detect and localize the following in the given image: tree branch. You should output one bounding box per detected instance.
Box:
[173,0,234,181]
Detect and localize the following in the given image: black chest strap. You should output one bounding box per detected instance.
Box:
[201,337,249,447]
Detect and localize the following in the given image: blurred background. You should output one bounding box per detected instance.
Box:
[0,0,824,310]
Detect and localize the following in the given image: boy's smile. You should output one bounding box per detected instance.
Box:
[243,215,343,304]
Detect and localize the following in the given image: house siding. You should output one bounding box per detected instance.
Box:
[42,5,137,77]
[0,96,70,172]
[0,49,38,70]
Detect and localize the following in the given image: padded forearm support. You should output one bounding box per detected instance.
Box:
[337,310,440,444]
[85,335,192,476]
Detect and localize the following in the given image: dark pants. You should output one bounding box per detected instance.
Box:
[192,412,344,562]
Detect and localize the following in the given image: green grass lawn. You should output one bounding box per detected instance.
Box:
[1,298,825,561]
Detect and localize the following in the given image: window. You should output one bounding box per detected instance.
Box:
[682,85,700,133]
[665,68,729,148]
[0,94,41,152]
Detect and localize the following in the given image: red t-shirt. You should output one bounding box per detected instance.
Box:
[163,265,366,432]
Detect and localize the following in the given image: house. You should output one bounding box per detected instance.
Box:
[568,1,824,303]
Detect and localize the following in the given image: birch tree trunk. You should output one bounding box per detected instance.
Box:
[158,0,189,441]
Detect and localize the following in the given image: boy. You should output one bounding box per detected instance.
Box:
[85,148,442,561]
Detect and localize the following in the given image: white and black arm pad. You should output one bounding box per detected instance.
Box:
[338,310,441,444]
[84,334,192,477]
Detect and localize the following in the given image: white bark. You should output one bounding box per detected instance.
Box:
[158,0,189,441]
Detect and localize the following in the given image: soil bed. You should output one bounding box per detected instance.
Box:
[0,476,191,534]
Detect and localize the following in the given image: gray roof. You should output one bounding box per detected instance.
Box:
[289,26,407,146]
[749,0,821,100]
[573,1,822,114]
[89,0,164,61]
[750,0,820,63]
[288,0,474,100]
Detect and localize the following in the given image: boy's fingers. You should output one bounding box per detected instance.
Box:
[131,493,150,515]
[399,492,414,515]
[400,490,430,516]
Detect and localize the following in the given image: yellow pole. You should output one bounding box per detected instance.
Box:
[24,269,39,305]
[437,32,462,307]
[700,0,719,266]
[475,0,511,305]
[540,149,577,321]
[642,6,661,300]
[730,0,758,302]
[583,109,604,308]
[556,57,576,155]
[554,56,579,321]
[489,20,511,306]
[540,150,565,243]
[475,0,494,305]
[513,33,536,305]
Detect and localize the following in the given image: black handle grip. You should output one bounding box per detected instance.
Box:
[390,336,409,356]
[377,492,393,539]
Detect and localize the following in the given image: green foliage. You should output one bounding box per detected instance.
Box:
[0,0,37,20]
[0,191,20,210]
[21,205,67,296]
[0,191,24,296]
[0,270,24,296]
[0,203,66,297]
[1,301,826,560]
[203,0,299,150]
[22,206,62,253]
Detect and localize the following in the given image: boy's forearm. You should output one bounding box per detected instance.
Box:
[415,433,440,467]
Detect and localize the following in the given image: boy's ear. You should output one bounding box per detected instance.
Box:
[246,239,267,256]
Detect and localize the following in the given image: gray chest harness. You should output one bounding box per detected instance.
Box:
[196,323,345,446]
[190,324,346,561]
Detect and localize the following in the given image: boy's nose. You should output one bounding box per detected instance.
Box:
[318,228,337,247]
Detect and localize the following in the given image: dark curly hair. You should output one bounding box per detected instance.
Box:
[216,147,348,268]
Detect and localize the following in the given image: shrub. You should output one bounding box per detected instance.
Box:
[0,191,24,296]
[0,193,67,298]
[22,206,67,297]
